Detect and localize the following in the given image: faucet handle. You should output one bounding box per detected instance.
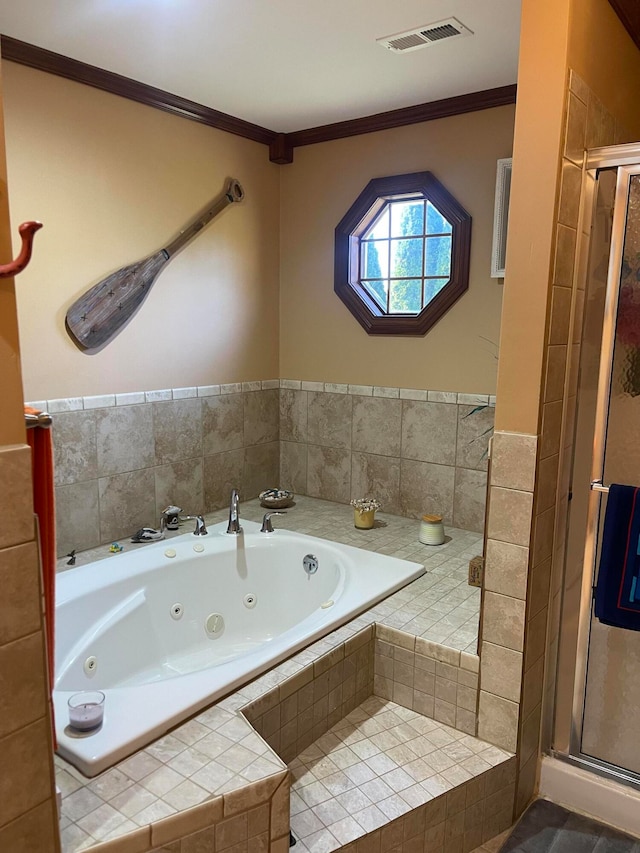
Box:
[192,515,208,536]
[179,514,208,535]
[160,505,182,532]
[260,511,286,533]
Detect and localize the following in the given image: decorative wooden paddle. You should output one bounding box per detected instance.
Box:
[65,178,244,351]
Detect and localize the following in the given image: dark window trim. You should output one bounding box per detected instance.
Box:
[334,172,471,336]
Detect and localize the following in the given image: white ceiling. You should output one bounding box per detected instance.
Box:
[0,0,521,133]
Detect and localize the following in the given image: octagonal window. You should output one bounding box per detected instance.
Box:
[334,172,471,335]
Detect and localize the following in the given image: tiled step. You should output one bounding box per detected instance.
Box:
[289,696,515,853]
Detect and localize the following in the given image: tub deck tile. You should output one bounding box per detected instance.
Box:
[56,496,485,851]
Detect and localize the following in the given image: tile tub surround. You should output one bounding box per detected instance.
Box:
[54,501,489,852]
[40,383,280,558]
[374,628,480,737]
[36,381,494,557]
[243,623,479,772]
[242,625,375,765]
[56,627,507,853]
[280,382,495,533]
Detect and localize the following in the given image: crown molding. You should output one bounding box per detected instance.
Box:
[1,35,516,165]
[609,0,640,51]
[0,35,277,146]
[283,85,517,159]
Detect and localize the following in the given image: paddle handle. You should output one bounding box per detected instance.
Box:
[163,179,244,257]
[65,178,244,351]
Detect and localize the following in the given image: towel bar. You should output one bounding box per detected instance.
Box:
[25,411,52,429]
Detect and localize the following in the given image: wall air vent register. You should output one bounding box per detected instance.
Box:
[377,18,473,53]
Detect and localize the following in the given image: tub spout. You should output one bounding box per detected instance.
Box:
[226,489,242,534]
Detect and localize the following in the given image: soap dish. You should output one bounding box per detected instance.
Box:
[259,489,294,509]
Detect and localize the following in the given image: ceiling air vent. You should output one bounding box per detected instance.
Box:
[377,17,473,53]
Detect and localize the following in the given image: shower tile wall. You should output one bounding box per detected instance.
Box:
[474,71,636,818]
[43,383,494,557]
[526,71,633,809]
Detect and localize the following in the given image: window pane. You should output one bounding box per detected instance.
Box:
[361,240,388,279]
[390,238,423,278]
[424,278,449,305]
[389,279,422,314]
[390,201,424,238]
[364,206,390,240]
[363,279,388,311]
[424,236,451,277]
[426,201,452,234]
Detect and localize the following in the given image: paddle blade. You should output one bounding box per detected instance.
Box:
[65,251,168,351]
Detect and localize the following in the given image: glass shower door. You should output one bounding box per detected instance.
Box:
[580,170,640,778]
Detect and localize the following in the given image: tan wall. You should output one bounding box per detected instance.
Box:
[279,106,515,393]
[496,0,640,437]
[494,0,571,434]
[568,0,640,139]
[0,60,25,446]
[2,63,280,402]
[0,53,59,853]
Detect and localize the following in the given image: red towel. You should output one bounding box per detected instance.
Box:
[24,406,56,693]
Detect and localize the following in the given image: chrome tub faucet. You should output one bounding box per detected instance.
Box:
[226,489,242,534]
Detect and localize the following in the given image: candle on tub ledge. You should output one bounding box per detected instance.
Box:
[68,691,105,732]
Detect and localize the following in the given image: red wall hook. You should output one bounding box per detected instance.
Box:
[0,220,42,278]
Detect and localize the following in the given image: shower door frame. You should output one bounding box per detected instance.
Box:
[553,142,640,788]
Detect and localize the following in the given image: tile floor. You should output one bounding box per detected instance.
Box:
[289,696,512,852]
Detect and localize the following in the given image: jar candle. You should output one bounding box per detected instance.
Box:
[419,514,445,546]
[68,691,105,731]
[354,508,376,529]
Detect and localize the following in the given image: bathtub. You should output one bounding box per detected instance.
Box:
[54,519,424,776]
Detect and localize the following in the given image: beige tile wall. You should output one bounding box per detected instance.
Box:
[477,432,536,760]
[45,382,495,557]
[373,626,480,738]
[0,444,60,852]
[40,384,280,557]
[280,383,494,532]
[244,627,375,765]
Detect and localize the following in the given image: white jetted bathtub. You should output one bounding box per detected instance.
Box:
[54,520,424,775]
